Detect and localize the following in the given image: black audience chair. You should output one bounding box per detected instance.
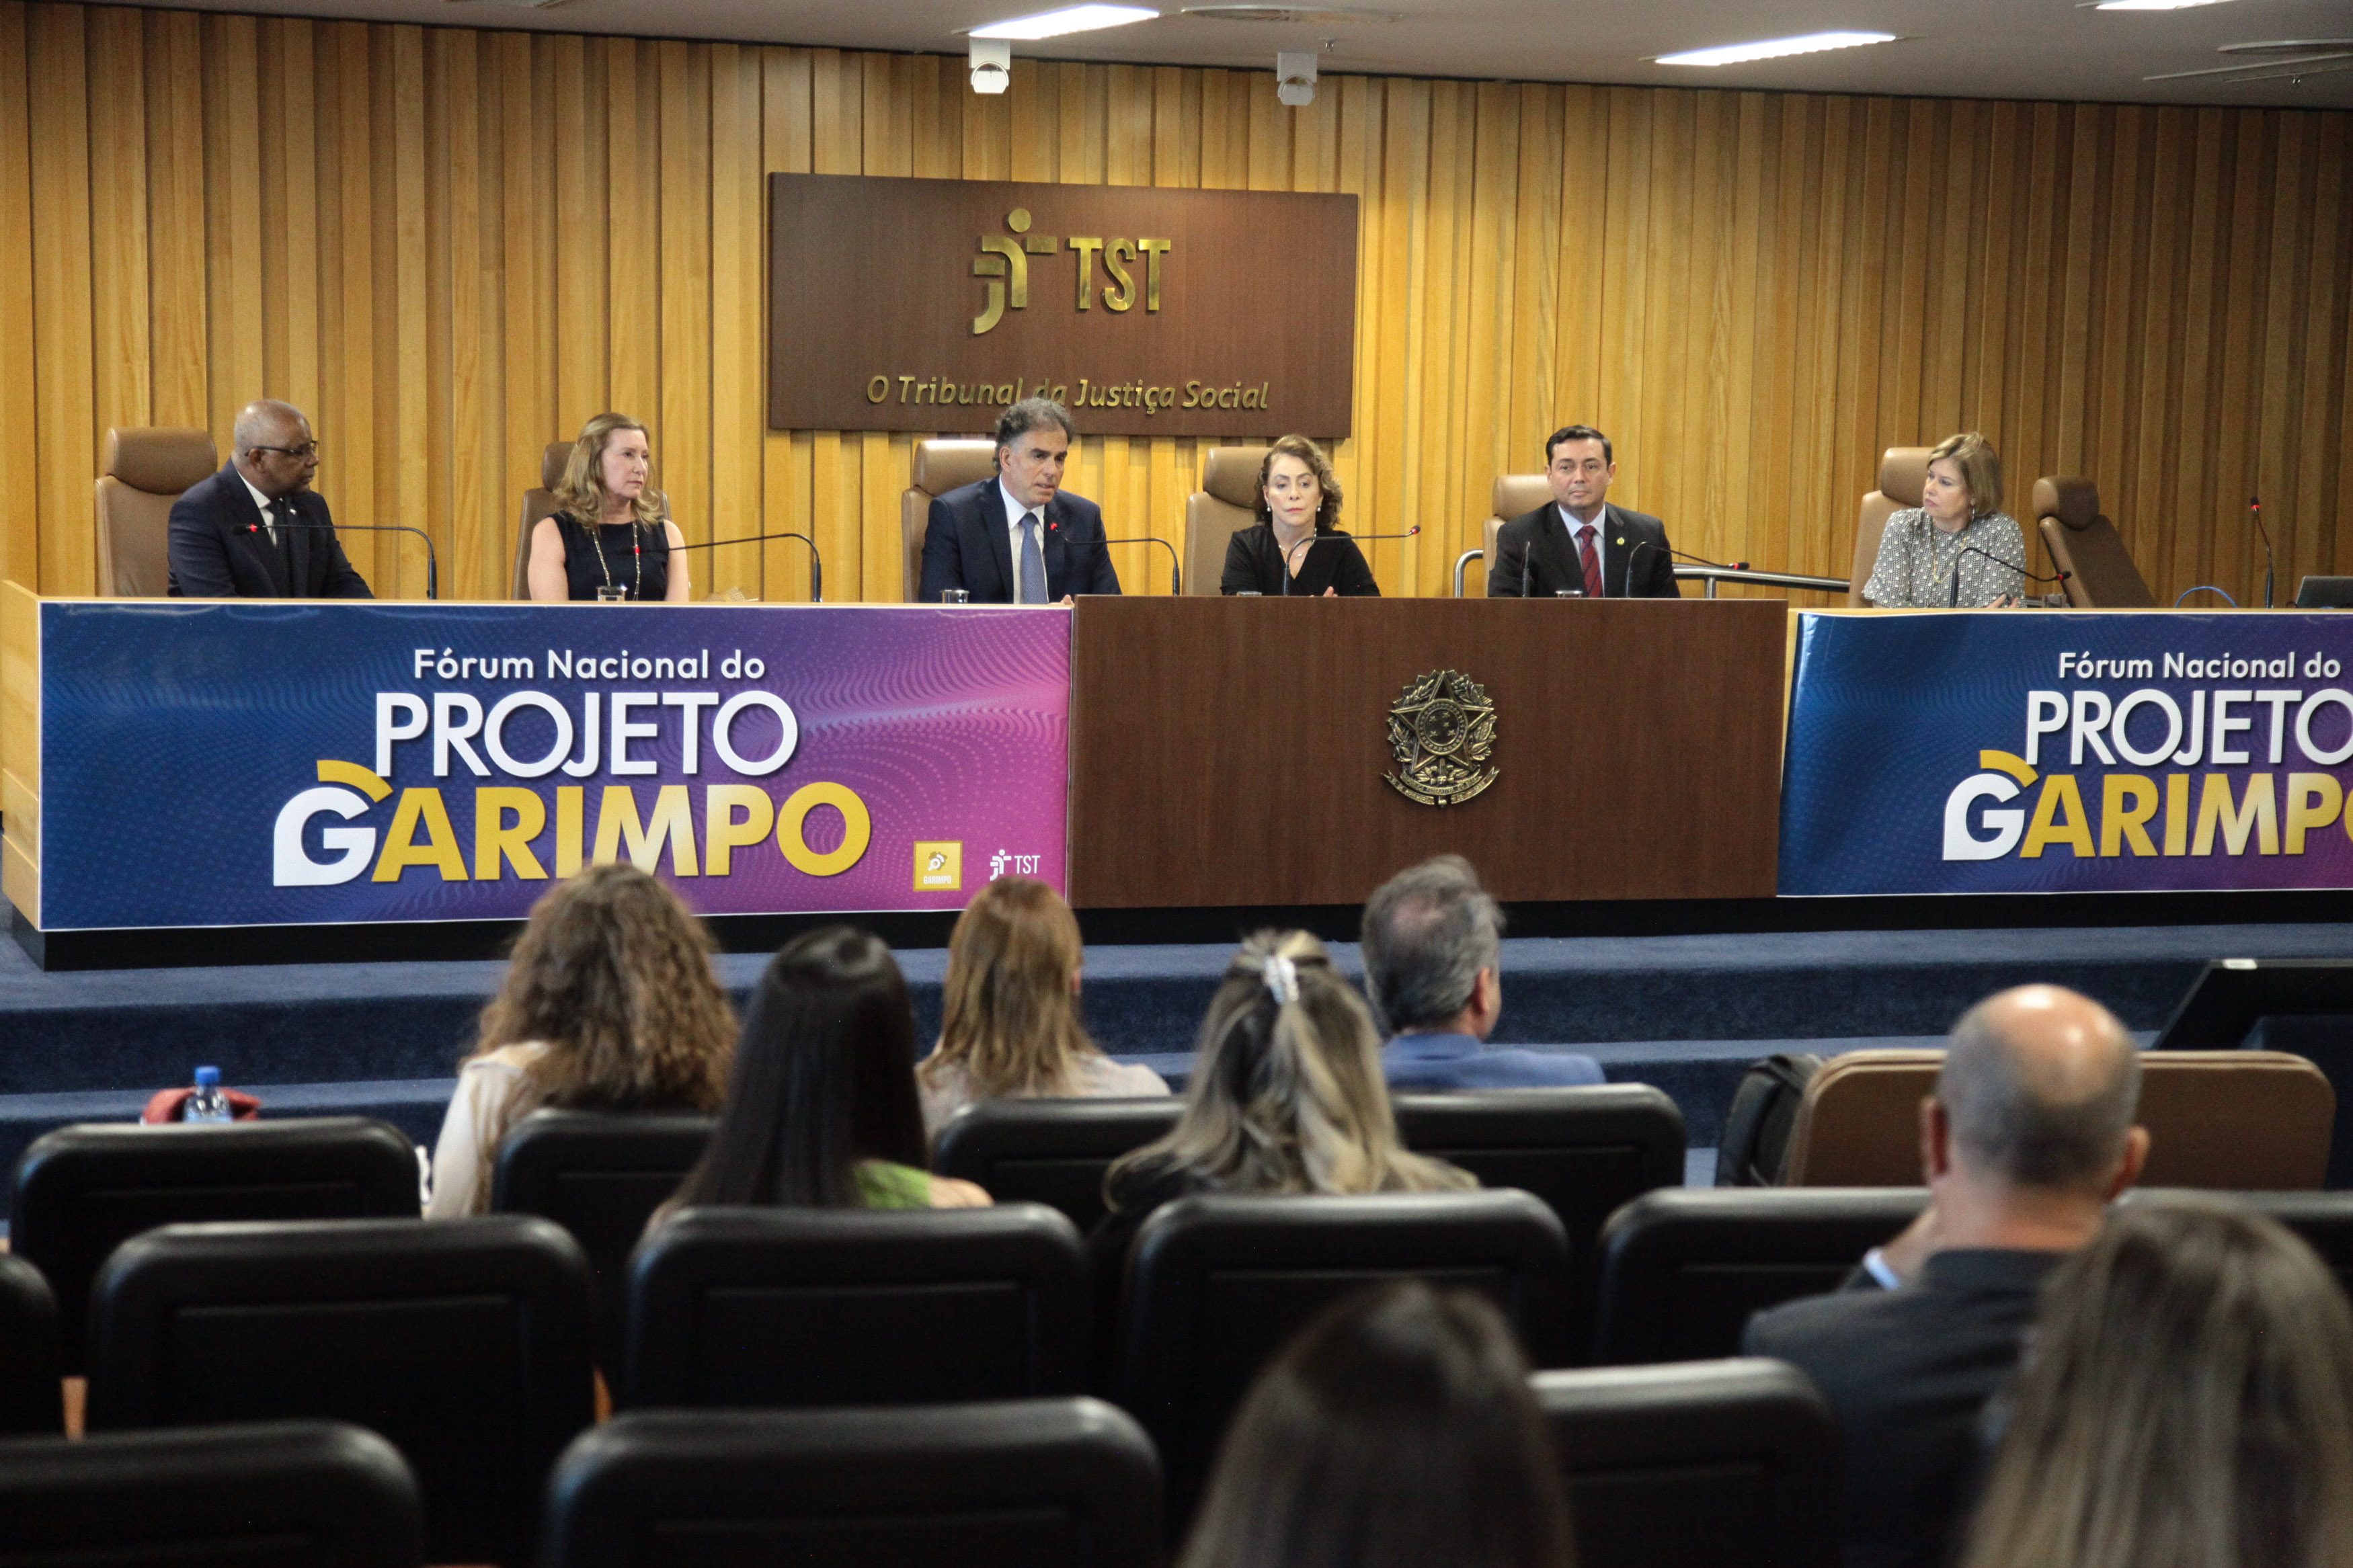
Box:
[1396,1085,1686,1363]
[491,1108,715,1375]
[9,1117,421,1371]
[1115,1190,1572,1538]
[0,1253,61,1436]
[1591,1187,1927,1365]
[0,1420,424,1568]
[85,1215,595,1567]
[543,1400,1161,1568]
[2124,1188,2353,1297]
[932,1099,1181,1232]
[623,1204,1089,1409]
[1533,1357,1841,1568]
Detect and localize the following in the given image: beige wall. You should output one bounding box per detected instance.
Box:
[1,1,2346,606]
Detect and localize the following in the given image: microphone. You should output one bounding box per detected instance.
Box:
[669,531,824,602]
[249,519,438,600]
[1049,526,1182,595]
[1946,545,2070,608]
[2250,496,2273,609]
[1669,546,1750,571]
[1278,526,1421,595]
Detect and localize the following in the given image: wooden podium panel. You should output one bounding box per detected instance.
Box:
[1067,596,1784,908]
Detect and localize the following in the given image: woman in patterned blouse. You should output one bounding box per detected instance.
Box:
[1861,432,2026,609]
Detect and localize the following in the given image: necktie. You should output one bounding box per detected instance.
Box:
[1020,514,1046,606]
[1577,524,1603,599]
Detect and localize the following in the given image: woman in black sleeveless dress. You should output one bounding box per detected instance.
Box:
[527,414,691,602]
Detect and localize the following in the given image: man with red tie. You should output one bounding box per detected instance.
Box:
[1486,424,1680,599]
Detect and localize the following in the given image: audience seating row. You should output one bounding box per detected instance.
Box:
[0,1359,1836,1568]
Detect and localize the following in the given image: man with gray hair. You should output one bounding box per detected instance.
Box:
[168,399,373,599]
[1743,984,2149,1568]
[916,397,1121,604]
[1360,856,1602,1090]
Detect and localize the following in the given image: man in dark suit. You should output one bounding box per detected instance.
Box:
[167,399,373,599]
[916,397,1120,604]
[1487,423,1679,597]
[1743,985,2148,1568]
[1361,856,1604,1090]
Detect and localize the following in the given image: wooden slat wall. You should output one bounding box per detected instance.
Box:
[1,0,2347,609]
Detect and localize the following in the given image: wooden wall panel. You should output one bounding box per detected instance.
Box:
[0,0,2345,619]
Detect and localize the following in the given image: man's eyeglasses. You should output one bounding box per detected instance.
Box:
[251,442,321,460]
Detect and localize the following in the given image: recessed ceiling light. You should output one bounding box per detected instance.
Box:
[2087,0,2236,10]
[969,5,1159,39]
[1654,31,1899,67]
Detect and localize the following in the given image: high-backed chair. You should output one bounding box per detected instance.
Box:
[931,1099,1182,1233]
[542,1401,1162,1568]
[1471,474,1554,595]
[0,1421,424,1568]
[9,1118,422,1372]
[93,427,216,597]
[1591,1187,1929,1365]
[1534,1358,1841,1568]
[512,442,572,598]
[1115,1190,1572,1536]
[491,1109,715,1377]
[1848,447,1931,606]
[0,1253,61,1436]
[2036,476,2154,608]
[86,1215,596,1566]
[623,1204,1089,1410]
[902,439,1000,601]
[1395,1086,1686,1363]
[1183,446,1269,595]
[1782,1049,2335,1190]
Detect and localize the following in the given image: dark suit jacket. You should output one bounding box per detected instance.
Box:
[1486,501,1679,598]
[167,465,374,599]
[915,479,1121,604]
[1743,1247,2062,1568]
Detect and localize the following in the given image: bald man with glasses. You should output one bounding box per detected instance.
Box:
[167,399,373,599]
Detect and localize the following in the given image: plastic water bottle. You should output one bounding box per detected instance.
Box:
[183,1066,232,1123]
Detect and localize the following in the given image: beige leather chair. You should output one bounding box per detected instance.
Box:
[1473,474,1554,595]
[1848,448,1931,607]
[1183,446,1269,596]
[1782,1048,2335,1190]
[512,443,571,600]
[902,440,1000,602]
[95,427,218,597]
[2035,476,2154,608]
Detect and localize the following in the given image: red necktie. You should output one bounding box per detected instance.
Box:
[1577,525,1603,599]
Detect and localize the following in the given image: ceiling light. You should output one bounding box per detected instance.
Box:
[1654,30,1899,67]
[2089,0,2236,10]
[969,5,1158,40]
[969,38,1012,93]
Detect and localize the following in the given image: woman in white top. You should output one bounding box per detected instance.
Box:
[917,876,1168,1136]
[1860,431,2027,610]
[426,864,736,1217]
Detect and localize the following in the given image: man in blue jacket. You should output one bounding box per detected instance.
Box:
[1361,856,1603,1089]
[916,397,1121,604]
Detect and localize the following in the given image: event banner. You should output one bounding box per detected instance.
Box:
[38,602,1069,930]
[1781,611,2353,895]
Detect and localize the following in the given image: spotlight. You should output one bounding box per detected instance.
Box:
[1276,50,1316,106]
[969,37,1012,93]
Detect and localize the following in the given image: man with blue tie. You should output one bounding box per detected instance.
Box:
[917,398,1121,604]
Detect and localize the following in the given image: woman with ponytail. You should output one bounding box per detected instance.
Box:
[1088,930,1474,1304]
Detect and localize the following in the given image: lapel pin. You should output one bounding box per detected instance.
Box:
[1616,536,1625,546]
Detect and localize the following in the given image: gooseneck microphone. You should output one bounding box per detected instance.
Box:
[670,531,824,603]
[1278,526,1421,595]
[248,520,438,600]
[1050,527,1183,595]
[1946,545,2070,608]
[2250,496,2273,609]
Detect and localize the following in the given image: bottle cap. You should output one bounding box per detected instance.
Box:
[194,1066,221,1087]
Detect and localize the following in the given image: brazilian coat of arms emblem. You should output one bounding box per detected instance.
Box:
[1382,669,1499,807]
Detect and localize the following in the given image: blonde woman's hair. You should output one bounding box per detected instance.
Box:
[1108,930,1474,1199]
[463,864,735,1211]
[921,876,1099,1102]
[555,412,666,528]
[1256,435,1345,531]
[1928,431,2003,520]
[1960,1194,2353,1568]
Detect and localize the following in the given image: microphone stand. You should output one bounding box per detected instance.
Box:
[669,531,824,602]
[1946,543,2071,608]
[1052,531,1183,595]
[1277,526,1421,595]
[2250,496,2273,609]
[262,520,438,600]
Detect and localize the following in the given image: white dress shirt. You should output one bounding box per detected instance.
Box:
[999,479,1047,604]
[1556,501,1609,596]
[241,470,288,544]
